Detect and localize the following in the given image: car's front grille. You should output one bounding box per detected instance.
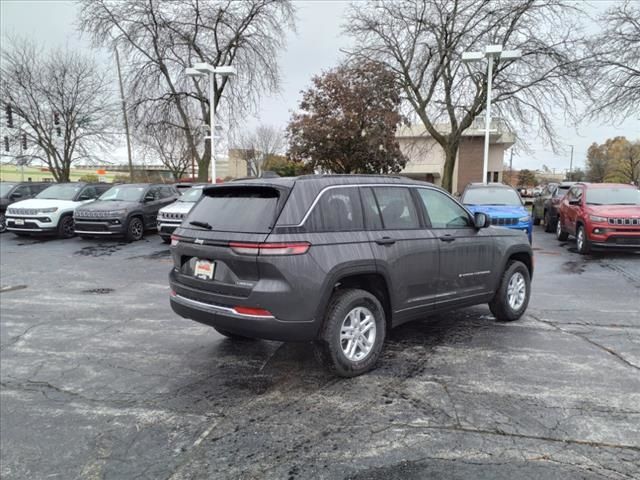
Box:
[608,217,640,226]
[491,217,519,226]
[160,212,185,220]
[76,211,113,219]
[75,223,109,232]
[7,208,38,215]
[607,236,640,246]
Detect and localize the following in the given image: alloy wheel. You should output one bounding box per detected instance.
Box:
[507,272,527,311]
[340,306,377,362]
[0,213,6,233]
[62,217,74,237]
[130,219,143,240]
[577,228,584,251]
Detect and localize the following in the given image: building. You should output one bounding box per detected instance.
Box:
[396,118,516,193]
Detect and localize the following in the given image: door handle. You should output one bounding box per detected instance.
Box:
[439,235,456,243]
[375,237,396,245]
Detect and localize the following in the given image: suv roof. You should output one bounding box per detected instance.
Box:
[215,174,428,190]
[465,182,513,189]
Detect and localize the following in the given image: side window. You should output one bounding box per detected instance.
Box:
[417,188,472,229]
[79,186,97,200]
[574,187,583,202]
[13,185,31,197]
[372,187,420,230]
[305,188,364,232]
[360,188,383,230]
[163,186,177,198]
[147,187,161,201]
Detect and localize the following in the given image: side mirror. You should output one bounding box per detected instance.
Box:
[144,193,155,202]
[569,199,581,206]
[474,212,491,229]
[10,192,23,200]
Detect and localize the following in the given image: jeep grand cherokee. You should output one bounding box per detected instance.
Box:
[169,175,533,377]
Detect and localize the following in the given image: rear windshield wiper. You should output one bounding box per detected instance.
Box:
[189,220,212,230]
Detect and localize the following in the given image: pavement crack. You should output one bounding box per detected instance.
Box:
[529,314,640,371]
[0,321,47,351]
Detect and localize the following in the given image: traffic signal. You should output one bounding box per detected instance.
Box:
[21,133,27,150]
[5,104,13,129]
[3,136,9,152]
[56,126,61,137]
[54,112,60,125]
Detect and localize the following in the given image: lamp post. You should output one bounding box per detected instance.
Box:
[462,45,521,184]
[186,63,236,183]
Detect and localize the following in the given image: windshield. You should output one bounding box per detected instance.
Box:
[462,187,522,206]
[179,187,204,202]
[36,184,83,200]
[99,186,145,202]
[586,187,640,205]
[186,186,280,233]
[554,185,571,197]
[0,183,17,197]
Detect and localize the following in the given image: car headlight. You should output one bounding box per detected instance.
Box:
[518,216,531,223]
[37,207,58,213]
[589,215,607,223]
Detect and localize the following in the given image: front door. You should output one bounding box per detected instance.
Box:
[362,187,440,320]
[415,188,496,307]
[563,185,584,235]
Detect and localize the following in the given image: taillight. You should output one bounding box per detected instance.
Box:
[229,241,310,256]
[170,234,180,246]
[233,306,274,317]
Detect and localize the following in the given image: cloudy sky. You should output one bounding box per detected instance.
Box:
[2,0,638,172]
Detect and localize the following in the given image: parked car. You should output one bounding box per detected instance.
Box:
[74,183,179,242]
[157,185,207,243]
[460,183,533,243]
[556,182,640,254]
[5,182,109,238]
[169,175,533,377]
[532,181,575,232]
[1,181,50,233]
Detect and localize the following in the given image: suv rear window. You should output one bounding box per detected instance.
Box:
[186,186,280,233]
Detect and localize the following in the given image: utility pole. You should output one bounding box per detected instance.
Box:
[114,45,134,179]
[509,148,513,185]
[568,145,574,180]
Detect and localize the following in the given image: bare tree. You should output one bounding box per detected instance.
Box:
[233,124,284,175]
[79,0,295,182]
[347,0,589,192]
[1,36,116,182]
[587,1,640,121]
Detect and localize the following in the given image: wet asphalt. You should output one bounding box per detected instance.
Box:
[0,227,639,479]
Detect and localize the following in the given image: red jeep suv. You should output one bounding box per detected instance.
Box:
[556,183,640,254]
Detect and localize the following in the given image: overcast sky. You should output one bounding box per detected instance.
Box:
[2,0,639,172]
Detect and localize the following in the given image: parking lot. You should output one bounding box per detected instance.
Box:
[1,228,639,479]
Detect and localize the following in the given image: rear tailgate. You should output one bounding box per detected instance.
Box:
[171,185,287,299]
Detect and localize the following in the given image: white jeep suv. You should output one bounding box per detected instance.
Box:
[6,183,110,238]
[157,185,206,243]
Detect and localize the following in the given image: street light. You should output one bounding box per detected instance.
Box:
[462,45,521,184]
[186,63,237,183]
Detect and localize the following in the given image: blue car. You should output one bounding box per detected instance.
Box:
[460,183,533,243]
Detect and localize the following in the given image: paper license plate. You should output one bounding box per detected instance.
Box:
[194,259,215,280]
[15,219,25,226]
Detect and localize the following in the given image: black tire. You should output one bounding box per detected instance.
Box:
[125,216,144,242]
[544,210,555,233]
[556,216,569,241]
[57,215,75,239]
[532,210,541,226]
[576,225,592,255]
[315,288,386,377]
[0,212,6,233]
[213,327,253,340]
[489,260,531,322]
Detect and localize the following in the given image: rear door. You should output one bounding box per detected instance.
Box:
[363,186,439,319]
[172,185,284,300]
[416,187,496,306]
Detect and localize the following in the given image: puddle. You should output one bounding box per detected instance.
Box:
[81,288,115,294]
[74,243,126,257]
[562,261,586,274]
[127,249,171,260]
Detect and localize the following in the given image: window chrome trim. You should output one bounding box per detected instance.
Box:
[289,183,471,228]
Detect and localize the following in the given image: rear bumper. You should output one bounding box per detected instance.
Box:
[170,292,319,342]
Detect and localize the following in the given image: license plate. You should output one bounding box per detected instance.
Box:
[194,259,215,280]
[15,219,24,226]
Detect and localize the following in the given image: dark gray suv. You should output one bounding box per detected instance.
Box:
[74,183,179,242]
[169,175,533,377]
